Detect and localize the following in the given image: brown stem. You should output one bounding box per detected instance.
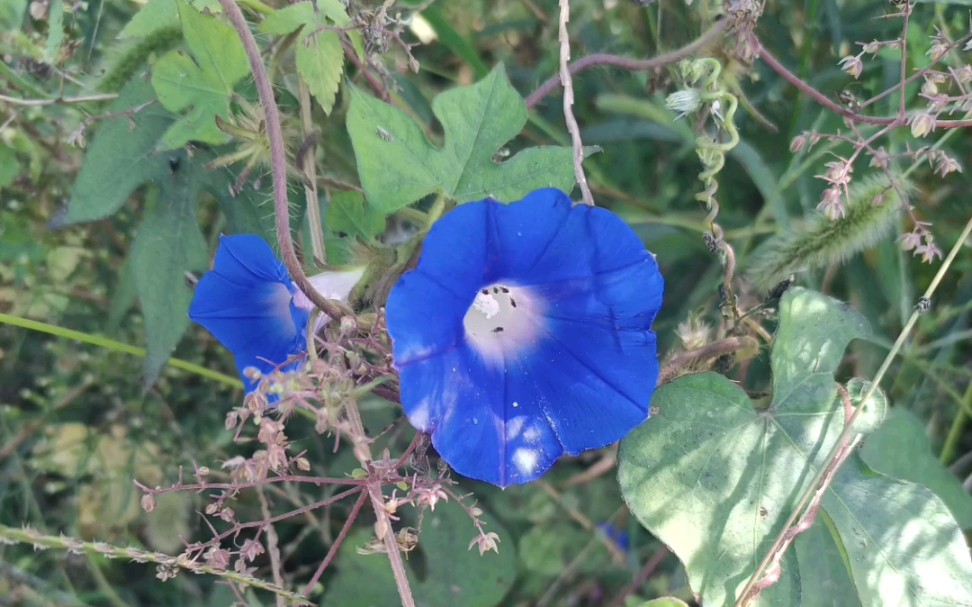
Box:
[755,38,972,129]
[525,19,728,109]
[218,0,348,320]
[658,336,760,385]
[302,489,369,596]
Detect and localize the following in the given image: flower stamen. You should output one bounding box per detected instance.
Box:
[463,283,543,363]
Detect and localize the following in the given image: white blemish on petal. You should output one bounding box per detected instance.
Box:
[512,401,519,408]
[505,416,527,441]
[523,425,542,444]
[409,400,431,431]
[513,448,539,476]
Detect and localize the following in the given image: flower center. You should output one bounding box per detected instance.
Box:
[463,283,543,363]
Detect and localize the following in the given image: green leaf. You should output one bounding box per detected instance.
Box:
[347,64,577,214]
[295,30,343,114]
[326,503,515,607]
[259,1,349,113]
[326,191,386,241]
[131,173,208,387]
[860,407,972,529]
[59,80,175,225]
[118,0,179,39]
[0,0,27,30]
[0,146,21,190]
[618,287,972,607]
[44,0,63,62]
[150,0,248,149]
[61,79,267,384]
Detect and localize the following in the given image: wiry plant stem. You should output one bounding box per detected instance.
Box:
[218,0,347,319]
[0,524,311,605]
[557,0,594,206]
[526,19,728,109]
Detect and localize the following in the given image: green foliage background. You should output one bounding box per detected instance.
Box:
[2,0,972,605]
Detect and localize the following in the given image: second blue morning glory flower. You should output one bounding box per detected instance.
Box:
[386,188,664,487]
[189,234,362,396]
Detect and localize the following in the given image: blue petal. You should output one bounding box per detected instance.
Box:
[500,197,653,286]
[486,188,574,278]
[389,190,665,486]
[415,202,490,300]
[398,344,562,487]
[530,319,656,453]
[189,235,309,393]
[386,271,465,367]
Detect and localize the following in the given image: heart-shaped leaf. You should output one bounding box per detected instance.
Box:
[618,287,972,606]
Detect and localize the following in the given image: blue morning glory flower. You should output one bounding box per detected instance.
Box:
[189,234,362,395]
[386,188,664,487]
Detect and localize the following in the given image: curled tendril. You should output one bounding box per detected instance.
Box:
[676,57,742,320]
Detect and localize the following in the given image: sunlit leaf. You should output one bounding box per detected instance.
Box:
[618,287,972,606]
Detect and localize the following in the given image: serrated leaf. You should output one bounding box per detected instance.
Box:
[326,503,515,607]
[259,1,349,113]
[132,179,208,387]
[58,80,175,225]
[618,287,972,607]
[296,31,343,113]
[326,191,385,240]
[861,408,972,529]
[259,0,349,34]
[118,0,179,39]
[61,79,267,384]
[150,0,248,149]
[347,64,577,213]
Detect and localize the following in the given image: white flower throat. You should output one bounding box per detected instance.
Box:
[463,283,543,363]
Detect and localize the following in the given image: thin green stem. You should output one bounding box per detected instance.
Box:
[0,312,243,389]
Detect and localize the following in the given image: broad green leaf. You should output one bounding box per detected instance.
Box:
[326,191,385,241]
[58,80,175,225]
[118,0,179,39]
[860,407,972,529]
[61,79,270,383]
[326,503,515,607]
[131,178,208,387]
[347,64,577,213]
[259,1,349,113]
[618,287,972,607]
[150,0,248,149]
